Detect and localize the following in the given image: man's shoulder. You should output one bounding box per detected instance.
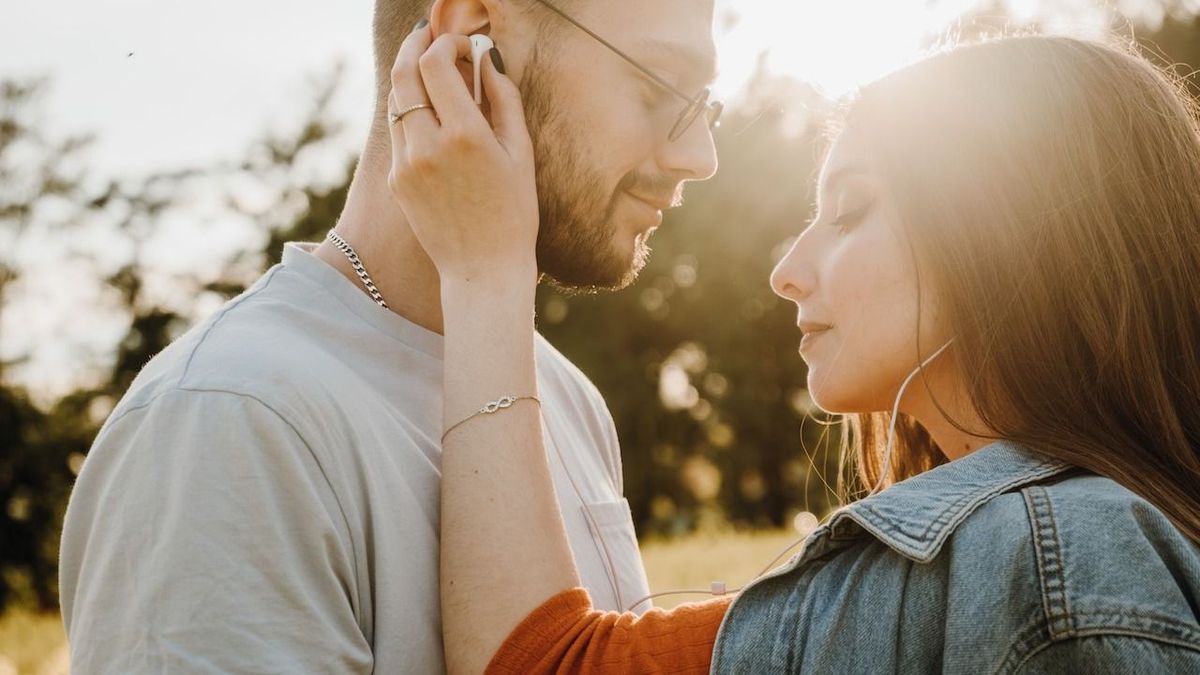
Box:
[534,333,610,408]
[109,268,351,428]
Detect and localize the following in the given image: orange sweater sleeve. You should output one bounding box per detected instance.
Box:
[485,589,733,675]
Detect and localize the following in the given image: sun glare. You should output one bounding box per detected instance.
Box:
[713,0,1005,98]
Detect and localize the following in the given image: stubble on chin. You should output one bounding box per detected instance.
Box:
[521,51,651,293]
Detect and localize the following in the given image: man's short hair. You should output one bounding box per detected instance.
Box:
[372,0,435,114]
[370,0,578,118]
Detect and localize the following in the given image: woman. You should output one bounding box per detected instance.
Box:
[388,26,1200,673]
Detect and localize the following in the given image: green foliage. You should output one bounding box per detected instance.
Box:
[1140,13,1200,94]
[2,7,1199,611]
[0,79,97,613]
[0,71,350,613]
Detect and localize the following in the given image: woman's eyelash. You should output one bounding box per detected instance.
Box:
[831,204,870,231]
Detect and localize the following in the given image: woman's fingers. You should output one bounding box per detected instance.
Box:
[480,49,532,159]
[418,34,489,137]
[390,22,438,159]
[386,27,538,281]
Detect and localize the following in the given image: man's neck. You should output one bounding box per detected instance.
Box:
[314,145,447,335]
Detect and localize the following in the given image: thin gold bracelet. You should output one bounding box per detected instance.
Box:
[441,395,542,443]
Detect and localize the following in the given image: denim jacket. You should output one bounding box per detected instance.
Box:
[711,441,1200,673]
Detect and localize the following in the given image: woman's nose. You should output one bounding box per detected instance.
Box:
[770,238,816,302]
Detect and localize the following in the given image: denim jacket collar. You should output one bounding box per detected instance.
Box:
[818,441,1077,564]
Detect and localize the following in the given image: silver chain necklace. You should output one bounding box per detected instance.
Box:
[326,230,389,310]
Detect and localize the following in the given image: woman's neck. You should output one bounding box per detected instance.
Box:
[901,355,998,461]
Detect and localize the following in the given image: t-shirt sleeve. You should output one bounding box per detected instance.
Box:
[486,588,732,674]
[59,387,373,673]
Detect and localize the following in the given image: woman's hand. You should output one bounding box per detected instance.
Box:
[387,24,539,287]
[387,26,581,675]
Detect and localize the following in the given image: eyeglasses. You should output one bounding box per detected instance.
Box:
[531,0,724,142]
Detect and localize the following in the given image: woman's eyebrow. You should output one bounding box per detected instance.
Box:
[816,164,869,210]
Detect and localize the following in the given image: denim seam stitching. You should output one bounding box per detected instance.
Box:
[996,587,1200,672]
[994,613,1057,674]
[1005,628,1200,673]
[1023,485,1073,639]
[1067,607,1200,642]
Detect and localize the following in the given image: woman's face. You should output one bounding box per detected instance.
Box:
[770,130,950,414]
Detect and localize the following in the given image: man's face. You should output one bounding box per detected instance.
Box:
[515,0,719,291]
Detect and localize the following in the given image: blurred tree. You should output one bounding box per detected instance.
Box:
[0,79,95,612]
[0,67,349,611]
[4,4,1200,609]
[1138,12,1200,90]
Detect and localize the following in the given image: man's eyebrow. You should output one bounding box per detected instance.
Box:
[634,39,719,85]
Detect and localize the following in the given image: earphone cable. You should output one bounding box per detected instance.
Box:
[544,420,628,612]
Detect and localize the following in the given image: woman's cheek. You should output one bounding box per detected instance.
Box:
[821,263,921,411]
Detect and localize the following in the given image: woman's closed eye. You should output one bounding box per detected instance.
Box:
[827,182,876,233]
[830,202,872,233]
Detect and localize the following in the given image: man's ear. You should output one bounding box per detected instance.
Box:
[426,0,508,120]
[428,0,499,37]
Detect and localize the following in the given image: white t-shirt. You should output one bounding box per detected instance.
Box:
[59,242,651,674]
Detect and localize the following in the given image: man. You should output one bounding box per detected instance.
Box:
[59,0,719,671]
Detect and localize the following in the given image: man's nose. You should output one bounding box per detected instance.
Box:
[659,118,719,181]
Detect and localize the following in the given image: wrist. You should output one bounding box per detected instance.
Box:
[440,263,538,318]
[440,261,537,297]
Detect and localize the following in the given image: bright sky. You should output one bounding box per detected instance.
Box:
[0,0,1131,398]
[3,0,1121,177]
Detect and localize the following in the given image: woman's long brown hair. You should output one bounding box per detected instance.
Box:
[836,36,1200,544]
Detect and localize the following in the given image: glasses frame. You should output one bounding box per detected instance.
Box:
[531,0,723,141]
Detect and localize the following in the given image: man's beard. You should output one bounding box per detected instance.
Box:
[520,52,660,292]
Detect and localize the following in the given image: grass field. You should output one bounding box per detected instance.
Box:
[0,528,805,673]
[640,528,807,608]
[0,610,67,675]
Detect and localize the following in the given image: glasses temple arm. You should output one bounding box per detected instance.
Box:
[531,0,695,103]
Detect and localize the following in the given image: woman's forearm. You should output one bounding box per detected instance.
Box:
[439,269,581,675]
[378,22,586,672]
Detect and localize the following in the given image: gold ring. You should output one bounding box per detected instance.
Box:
[390,103,433,125]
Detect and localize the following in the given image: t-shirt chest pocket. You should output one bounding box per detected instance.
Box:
[581,497,654,613]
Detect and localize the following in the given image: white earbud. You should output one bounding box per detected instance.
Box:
[468,34,494,105]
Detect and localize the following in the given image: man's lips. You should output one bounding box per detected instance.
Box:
[626,191,676,212]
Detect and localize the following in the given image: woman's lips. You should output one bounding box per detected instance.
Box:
[799,327,832,352]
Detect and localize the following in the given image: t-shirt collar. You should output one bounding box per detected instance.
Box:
[281,241,444,359]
